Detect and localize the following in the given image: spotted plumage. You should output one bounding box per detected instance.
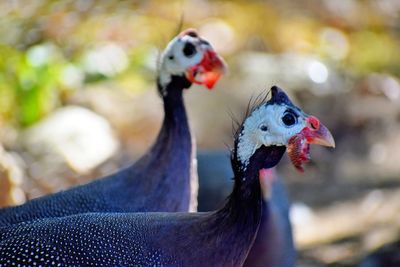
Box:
[0,30,226,227]
[0,86,332,267]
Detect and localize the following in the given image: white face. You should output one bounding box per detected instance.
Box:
[159,34,213,89]
[237,103,308,168]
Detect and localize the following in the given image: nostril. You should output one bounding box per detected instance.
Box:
[311,122,318,130]
[308,116,320,130]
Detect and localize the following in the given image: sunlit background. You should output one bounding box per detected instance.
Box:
[1,0,400,266]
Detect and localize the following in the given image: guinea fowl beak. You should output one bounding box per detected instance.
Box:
[288,115,335,172]
[186,48,227,89]
[304,116,335,148]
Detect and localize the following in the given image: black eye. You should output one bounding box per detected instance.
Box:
[183,42,197,57]
[260,125,268,131]
[282,112,297,126]
[168,55,174,60]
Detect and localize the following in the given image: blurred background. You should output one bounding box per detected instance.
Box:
[0,0,400,266]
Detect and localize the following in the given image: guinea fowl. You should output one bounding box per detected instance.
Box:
[244,100,336,267]
[0,29,226,227]
[0,86,334,266]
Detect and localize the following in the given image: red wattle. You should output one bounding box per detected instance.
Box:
[288,132,311,172]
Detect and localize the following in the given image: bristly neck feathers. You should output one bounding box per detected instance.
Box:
[207,144,286,265]
[150,74,192,166]
[99,72,194,212]
[222,144,286,221]
[134,75,192,165]
[153,75,192,155]
[157,75,192,121]
[126,75,193,211]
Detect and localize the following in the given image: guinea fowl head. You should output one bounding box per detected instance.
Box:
[233,86,335,179]
[157,29,227,95]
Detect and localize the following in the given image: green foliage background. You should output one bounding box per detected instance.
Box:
[0,0,399,127]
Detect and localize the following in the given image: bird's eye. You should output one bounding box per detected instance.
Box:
[282,112,297,126]
[183,42,197,57]
[260,125,268,131]
[168,55,174,60]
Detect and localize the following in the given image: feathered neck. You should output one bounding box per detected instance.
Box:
[157,75,192,122]
[222,145,286,220]
[152,75,192,153]
[205,145,286,265]
[126,75,193,211]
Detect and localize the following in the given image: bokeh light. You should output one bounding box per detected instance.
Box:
[0,1,400,266]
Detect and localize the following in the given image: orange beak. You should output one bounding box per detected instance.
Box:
[288,116,335,172]
[186,49,227,89]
